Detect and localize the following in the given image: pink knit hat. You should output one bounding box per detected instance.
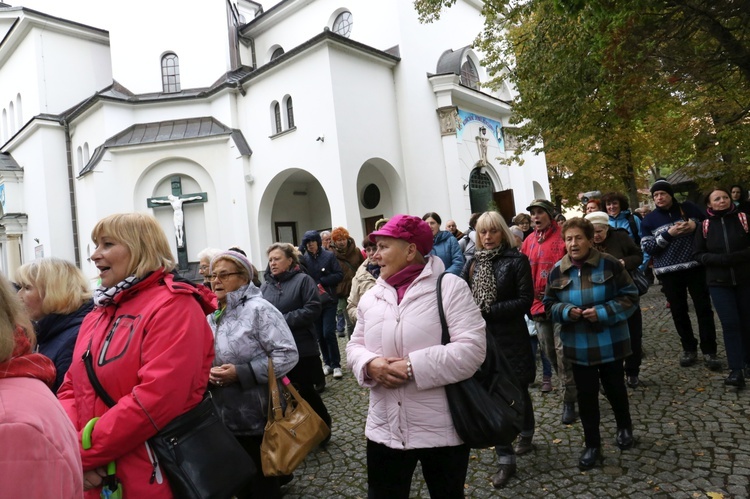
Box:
[369,214,434,256]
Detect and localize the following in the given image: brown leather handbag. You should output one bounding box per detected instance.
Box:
[260,358,331,476]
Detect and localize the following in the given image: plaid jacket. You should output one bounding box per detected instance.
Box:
[543,249,637,366]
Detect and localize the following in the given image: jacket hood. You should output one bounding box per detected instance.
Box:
[433,230,453,245]
[263,264,303,283]
[301,230,322,248]
[168,272,218,314]
[34,299,94,344]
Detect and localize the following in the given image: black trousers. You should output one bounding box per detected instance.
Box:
[624,307,643,376]
[659,267,717,354]
[286,355,332,429]
[234,435,281,499]
[572,361,632,448]
[366,440,469,499]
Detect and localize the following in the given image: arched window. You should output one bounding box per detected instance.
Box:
[286,96,294,129]
[460,58,480,90]
[15,94,22,126]
[1,109,7,142]
[161,53,181,93]
[83,142,90,164]
[272,102,281,134]
[271,47,284,61]
[332,11,353,38]
[8,102,14,134]
[77,146,84,168]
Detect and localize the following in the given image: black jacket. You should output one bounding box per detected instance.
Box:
[693,207,750,286]
[462,248,535,385]
[261,266,322,358]
[34,299,94,392]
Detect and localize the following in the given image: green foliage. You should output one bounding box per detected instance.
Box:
[414,0,750,208]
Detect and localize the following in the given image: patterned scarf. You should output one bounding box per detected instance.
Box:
[471,246,504,313]
[0,326,56,388]
[93,275,142,307]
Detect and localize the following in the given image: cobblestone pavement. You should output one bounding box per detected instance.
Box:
[283,287,750,498]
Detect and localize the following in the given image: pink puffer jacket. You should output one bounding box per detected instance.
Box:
[0,377,83,498]
[346,257,486,450]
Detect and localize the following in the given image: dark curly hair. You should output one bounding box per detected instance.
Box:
[600,192,630,211]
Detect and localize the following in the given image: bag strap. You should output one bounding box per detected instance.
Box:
[627,213,641,244]
[83,342,116,408]
[266,358,284,422]
[436,272,450,346]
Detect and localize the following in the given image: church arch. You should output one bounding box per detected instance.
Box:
[532,181,546,200]
[355,158,404,235]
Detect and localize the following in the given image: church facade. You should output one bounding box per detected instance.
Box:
[0,0,549,279]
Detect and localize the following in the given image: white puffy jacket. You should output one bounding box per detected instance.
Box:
[346,257,486,450]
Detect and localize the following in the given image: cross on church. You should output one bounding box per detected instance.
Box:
[147,176,207,270]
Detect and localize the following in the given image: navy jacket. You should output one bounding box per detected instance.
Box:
[640,200,706,275]
[300,230,343,305]
[34,299,94,392]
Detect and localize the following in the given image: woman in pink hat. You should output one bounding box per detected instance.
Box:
[346,214,486,499]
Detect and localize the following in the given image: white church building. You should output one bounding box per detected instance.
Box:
[0,0,550,279]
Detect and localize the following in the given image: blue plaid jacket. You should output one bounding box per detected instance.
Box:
[543,249,637,366]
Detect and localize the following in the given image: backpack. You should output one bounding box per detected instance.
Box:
[702,212,749,238]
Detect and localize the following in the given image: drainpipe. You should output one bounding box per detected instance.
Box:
[62,118,81,267]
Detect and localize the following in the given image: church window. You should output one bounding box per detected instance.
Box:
[460,58,480,90]
[8,102,14,134]
[332,11,353,38]
[271,47,284,61]
[1,109,7,142]
[77,146,83,168]
[161,53,181,93]
[273,102,282,134]
[286,97,294,128]
[83,143,90,164]
[15,94,22,126]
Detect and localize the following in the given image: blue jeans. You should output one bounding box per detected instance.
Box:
[709,285,750,370]
[531,336,552,377]
[316,304,340,369]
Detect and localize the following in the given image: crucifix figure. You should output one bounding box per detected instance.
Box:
[147,176,207,270]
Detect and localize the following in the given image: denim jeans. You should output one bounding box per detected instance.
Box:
[531,336,552,377]
[316,304,340,369]
[708,285,750,370]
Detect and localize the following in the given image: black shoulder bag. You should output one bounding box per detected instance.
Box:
[83,348,255,499]
[437,273,525,448]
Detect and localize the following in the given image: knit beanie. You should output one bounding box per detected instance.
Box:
[650,179,674,198]
[210,250,254,282]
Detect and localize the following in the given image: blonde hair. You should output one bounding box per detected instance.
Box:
[0,274,34,362]
[475,211,517,250]
[15,258,92,316]
[266,242,300,266]
[91,213,175,278]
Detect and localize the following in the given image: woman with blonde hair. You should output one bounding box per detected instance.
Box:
[0,273,84,497]
[16,257,93,392]
[461,211,535,488]
[58,212,217,498]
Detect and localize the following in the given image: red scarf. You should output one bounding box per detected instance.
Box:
[0,326,56,388]
[385,264,426,304]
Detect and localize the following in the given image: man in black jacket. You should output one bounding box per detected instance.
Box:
[301,230,345,379]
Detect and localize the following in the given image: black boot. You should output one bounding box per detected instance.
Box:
[725,369,746,388]
[491,463,517,488]
[578,447,603,470]
[561,402,577,425]
[615,428,634,450]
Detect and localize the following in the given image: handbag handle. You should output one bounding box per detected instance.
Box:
[436,272,450,345]
[266,358,285,422]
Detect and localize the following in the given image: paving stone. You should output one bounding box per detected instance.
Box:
[282,288,750,497]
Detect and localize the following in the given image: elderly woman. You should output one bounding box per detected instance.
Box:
[346,237,379,324]
[208,250,299,498]
[0,273,84,498]
[15,257,94,392]
[58,213,217,498]
[462,211,535,489]
[543,218,638,470]
[693,187,750,387]
[423,212,465,275]
[585,199,602,214]
[261,243,331,432]
[347,215,486,498]
[197,247,222,289]
[512,213,532,240]
[585,211,645,388]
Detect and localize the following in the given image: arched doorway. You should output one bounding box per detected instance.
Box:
[469,167,494,213]
[356,158,402,236]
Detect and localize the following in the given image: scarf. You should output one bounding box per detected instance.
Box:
[93,275,143,307]
[385,264,425,304]
[366,262,381,279]
[0,326,56,388]
[471,246,504,313]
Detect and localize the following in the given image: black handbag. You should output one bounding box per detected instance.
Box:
[629,268,649,296]
[83,348,255,499]
[437,273,525,448]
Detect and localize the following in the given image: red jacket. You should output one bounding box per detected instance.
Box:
[58,270,216,499]
[521,221,567,316]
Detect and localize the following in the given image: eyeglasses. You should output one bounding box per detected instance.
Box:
[208,272,242,281]
[199,265,210,271]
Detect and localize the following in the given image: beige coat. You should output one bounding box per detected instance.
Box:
[346,260,377,323]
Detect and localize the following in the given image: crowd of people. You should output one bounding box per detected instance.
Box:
[1,177,748,498]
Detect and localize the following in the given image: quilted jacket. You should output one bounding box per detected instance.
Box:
[346,256,486,450]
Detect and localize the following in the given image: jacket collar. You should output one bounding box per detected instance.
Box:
[559,248,601,274]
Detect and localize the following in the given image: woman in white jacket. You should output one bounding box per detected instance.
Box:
[346,215,486,499]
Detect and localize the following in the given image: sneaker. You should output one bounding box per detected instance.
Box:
[336,330,346,338]
[679,351,697,367]
[704,354,722,371]
[626,375,639,388]
[323,365,332,376]
[333,368,343,379]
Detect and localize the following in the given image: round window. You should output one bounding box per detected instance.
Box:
[362,184,381,209]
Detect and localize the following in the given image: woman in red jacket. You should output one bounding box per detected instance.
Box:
[58,213,216,499]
